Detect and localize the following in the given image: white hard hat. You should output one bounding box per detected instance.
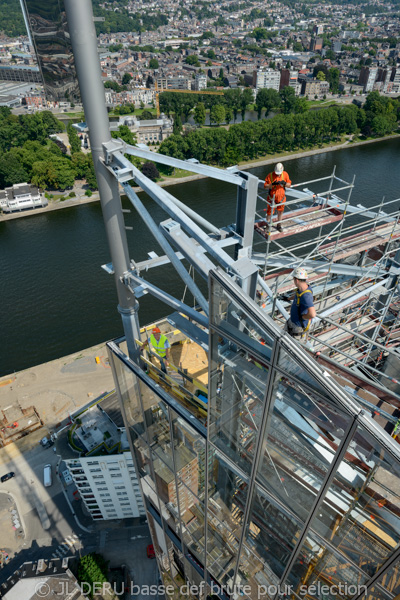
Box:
[293,267,308,280]
[274,162,284,175]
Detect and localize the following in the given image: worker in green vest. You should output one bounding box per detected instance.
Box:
[143,327,171,373]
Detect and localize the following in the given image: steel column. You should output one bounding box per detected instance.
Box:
[64,0,141,362]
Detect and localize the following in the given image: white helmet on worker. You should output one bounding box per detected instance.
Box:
[293,267,308,280]
[274,162,284,175]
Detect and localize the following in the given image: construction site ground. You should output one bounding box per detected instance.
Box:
[0,342,115,465]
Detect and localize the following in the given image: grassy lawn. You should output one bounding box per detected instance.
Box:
[236,137,348,167]
[159,168,193,180]
[53,111,85,119]
[108,107,157,117]
[306,99,338,108]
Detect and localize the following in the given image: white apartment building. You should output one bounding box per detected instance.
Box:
[0,183,47,213]
[193,73,207,91]
[66,452,145,521]
[254,69,281,92]
[365,67,378,93]
[62,399,145,521]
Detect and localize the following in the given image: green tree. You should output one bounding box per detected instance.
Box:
[149,58,159,69]
[316,71,326,81]
[256,88,280,119]
[225,106,233,124]
[0,152,29,187]
[139,110,155,120]
[280,86,297,114]
[141,161,159,181]
[252,27,268,41]
[292,41,304,52]
[111,125,137,145]
[185,55,200,67]
[67,123,81,154]
[122,73,133,85]
[77,553,108,600]
[328,68,340,93]
[207,49,216,59]
[85,155,98,190]
[173,114,183,134]
[71,152,90,178]
[31,156,75,190]
[210,104,226,126]
[240,88,254,120]
[194,102,206,126]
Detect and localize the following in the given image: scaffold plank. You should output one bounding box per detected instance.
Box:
[255,206,343,241]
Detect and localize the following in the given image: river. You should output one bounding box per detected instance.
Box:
[1,137,400,377]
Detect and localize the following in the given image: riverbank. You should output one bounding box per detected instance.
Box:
[0,134,397,222]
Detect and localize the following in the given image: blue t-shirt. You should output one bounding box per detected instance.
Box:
[290,287,314,327]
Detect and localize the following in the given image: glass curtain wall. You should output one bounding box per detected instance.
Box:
[21,0,80,101]
[107,267,400,600]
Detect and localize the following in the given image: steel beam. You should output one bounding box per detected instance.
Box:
[124,272,208,328]
[318,277,389,320]
[251,254,385,278]
[160,219,216,280]
[235,172,259,259]
[123,185,209,314]
[110,141,245,188]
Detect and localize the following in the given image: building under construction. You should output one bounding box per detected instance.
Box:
[22,1,400,599]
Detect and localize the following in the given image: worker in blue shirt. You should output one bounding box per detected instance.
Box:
[285,267,316,337]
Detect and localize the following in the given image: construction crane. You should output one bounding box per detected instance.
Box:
[141,87,224,117]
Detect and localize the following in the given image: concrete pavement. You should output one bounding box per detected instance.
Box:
[0,341,115,433]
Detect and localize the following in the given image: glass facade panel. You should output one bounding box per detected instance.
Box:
[238,485,302,595]
[277,348,338,400]
[110,351,145,436]
[209,274,273,476]
[257,371,350,521]
[373,555,400,596]
[209,348,270,475]
[209,277,274,353]
[171,412,206,500]
[359,585,393,600]
[285,531,368,600]
[310,424,400,578]
[22,0,80,101]
[208,447,248,539]
[206,518,240,587]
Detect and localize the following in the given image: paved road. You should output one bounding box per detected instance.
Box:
[0,439,156,591]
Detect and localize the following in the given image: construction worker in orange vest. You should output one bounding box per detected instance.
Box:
[264,162,292,232]
[142,327,171,373]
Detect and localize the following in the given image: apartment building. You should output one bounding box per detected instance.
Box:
[253,69,281,91]
[358,66,378,92]
[61,398,145,521]
[193,73,207,91]
[66,452,145,521]
[279,68,299,91]
[301,78,329,97]
[156,76,191,90]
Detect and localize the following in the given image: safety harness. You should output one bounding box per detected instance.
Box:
[296,288,313,332]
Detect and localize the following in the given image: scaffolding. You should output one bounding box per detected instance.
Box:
[252,169,400,393]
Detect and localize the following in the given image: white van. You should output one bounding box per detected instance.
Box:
[43,464,52,487]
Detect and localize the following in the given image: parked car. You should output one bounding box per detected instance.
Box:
[1,472,15,483]
[43,464,52,487]
[146,544,155,559]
